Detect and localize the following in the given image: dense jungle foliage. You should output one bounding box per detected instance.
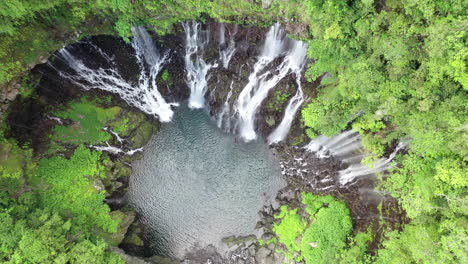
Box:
[0,0,466,263]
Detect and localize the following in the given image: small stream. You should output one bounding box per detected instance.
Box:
[127,105,285,259]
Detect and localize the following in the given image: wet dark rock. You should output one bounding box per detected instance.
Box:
[254,248,272,263]
[260,233,275,242]
[271,142,408,253]
[146,255,180,264]
[182,245,225,264]
[223,235,258,248]
[105,196,126,211]
[120,218,150,257]
[111,247,150,264]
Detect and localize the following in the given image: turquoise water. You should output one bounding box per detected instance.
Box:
[128,105,284,258]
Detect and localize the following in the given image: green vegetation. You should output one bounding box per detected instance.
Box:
[266,89,291,112]
[299,1,467,263]
[51,98,121,146]
[0,0,276,85]
[0,135,34,190]
[0,0,466,263]
[0,134,125,263]
[0,94,156,263]
[161,69,170,82]
[273,193,369,263]
[37,146,117,233]
[274,206,306,256]
[0,205,124,264]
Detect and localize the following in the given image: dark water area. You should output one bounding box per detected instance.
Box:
[128,105,285,259]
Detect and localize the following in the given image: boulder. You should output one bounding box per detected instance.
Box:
[254,247,271,263]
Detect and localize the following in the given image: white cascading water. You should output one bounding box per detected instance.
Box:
[235,23,308,142]
[304,130,408,185]
[90,142,143,156]
[339,141,408,185]
[90,127,142,155]
[217,80,235,130]
[56,26,175,122]
[103,127,125,144]
[131,26,177,121]
[218,23,237,69]
[47,115,65,125]
[183,21,217,109]
[305,130,363,159]
[268,73,306,144]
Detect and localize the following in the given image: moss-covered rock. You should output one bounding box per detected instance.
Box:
[104,210,137,246]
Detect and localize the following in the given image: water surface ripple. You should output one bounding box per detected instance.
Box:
[128,105,284,258]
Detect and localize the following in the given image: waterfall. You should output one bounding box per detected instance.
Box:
[235,23,308,142]
[183,21,216,109]
[47,115,65,125]
[103,127,125,144]
[90,142,143,156]
[219,23,237,69]
[131,26,176,122]
[89,127,143,155]
[268,72,306,144]
[304,130,408,185]
[217,80,235,130]
[304,130,363,159]
[55,27,176,122]
[339,141,408,185]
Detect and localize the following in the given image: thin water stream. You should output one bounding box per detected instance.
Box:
[127,105,285,259]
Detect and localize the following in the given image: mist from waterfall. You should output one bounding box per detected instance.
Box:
[131,26,176,121]
[56,26,176,122]
[305,130,363,159]
[183,21,216,109]
[235,23,308,142]
[304,130,408,185]
[339,141,408,185]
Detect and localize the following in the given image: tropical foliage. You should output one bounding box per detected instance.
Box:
[0,0,466,263]
[300,1,467,263]
[273,193,369,263]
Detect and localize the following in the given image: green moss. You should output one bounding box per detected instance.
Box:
[161,69,170,82]
[267,90,291,112]
[51,97,121,145]
[0,142,24,180]
[128,121,155,148]
[267,237,277,245]
[122,222,144,247]
[18,74,40,98]
[124,233,144,247]
[113,161,132,179]
[103,210,136,246]
[112,118,129,135]
[0,138,34,191]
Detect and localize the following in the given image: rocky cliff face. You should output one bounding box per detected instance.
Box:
[19,20,314,144]
[2,21,323,264]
